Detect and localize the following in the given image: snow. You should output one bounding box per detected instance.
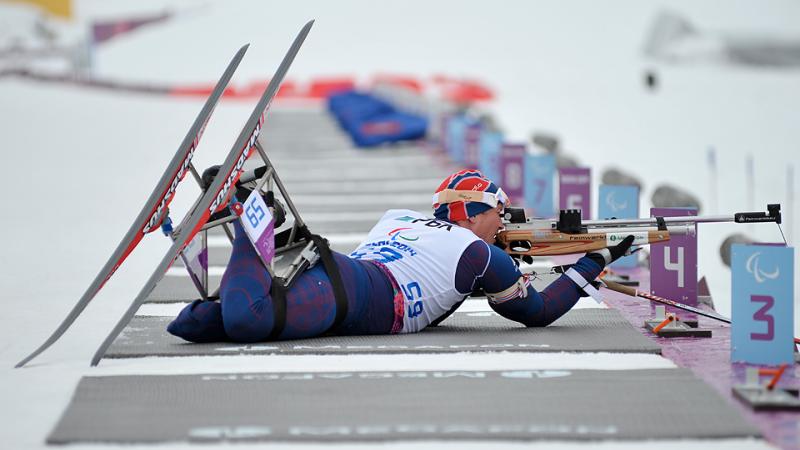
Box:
[1,1,798,449]
[93,352,675,377]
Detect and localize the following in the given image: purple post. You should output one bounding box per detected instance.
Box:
[500,143,526,203]
[650,207,698,321]
[434,113,452,154]
[558,167,591,219]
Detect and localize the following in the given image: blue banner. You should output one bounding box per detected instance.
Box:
[598,185,639,268]
[523,154,555,218]
[731,244,794,365]
[478,130,503,183]
[446,115,468,163]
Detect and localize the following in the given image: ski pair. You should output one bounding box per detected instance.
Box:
[17,20,314,367]
[87,20,316,366]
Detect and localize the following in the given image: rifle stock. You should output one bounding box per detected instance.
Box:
[497,229,671,257]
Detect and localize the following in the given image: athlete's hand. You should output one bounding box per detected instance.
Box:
[586,235,635,268]
[201,165,221,190]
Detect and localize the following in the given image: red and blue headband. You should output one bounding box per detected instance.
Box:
[432,169,508,222]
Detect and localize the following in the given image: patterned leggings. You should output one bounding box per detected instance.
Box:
[168,221,396,343]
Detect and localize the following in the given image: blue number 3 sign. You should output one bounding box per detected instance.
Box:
[731,244,794,365]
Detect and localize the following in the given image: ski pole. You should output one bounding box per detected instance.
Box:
[600,279,731,323]
[601,279,800,346]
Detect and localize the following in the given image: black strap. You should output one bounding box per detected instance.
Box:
[268,279,288,340]
[311,233,349,332]
[550,264,574,274]
[656,216,667,231]
[267,226,349,340]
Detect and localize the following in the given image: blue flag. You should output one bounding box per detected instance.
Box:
[446,116,469,163]
[524,154,555,218]
[478,130,503,183]
[599,185,639,268]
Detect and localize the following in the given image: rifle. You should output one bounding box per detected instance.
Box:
[496,204,782,257]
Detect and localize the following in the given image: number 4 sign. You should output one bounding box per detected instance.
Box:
[650,208,697,321]
[731,243,794,365]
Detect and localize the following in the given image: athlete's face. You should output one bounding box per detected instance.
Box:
[465,204,504,244]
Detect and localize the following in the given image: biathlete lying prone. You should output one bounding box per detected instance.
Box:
[168,169,634,343]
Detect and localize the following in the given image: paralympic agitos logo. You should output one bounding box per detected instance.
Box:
[388,227,419,242]
[746,251,780,283]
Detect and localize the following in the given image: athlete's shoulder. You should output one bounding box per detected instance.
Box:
[453,241,516,270]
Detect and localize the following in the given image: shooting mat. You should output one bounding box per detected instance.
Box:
[105,308,660,359]
[47,368,759,444]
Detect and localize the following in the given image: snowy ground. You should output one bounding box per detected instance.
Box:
[1,1,798,449]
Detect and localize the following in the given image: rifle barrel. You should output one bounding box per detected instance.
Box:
[582,214,734,227]
[593,224,695,236]
[508,204,780,230]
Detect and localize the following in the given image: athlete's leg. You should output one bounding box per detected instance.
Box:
[219,222,275,342]
[169,217,398,343]
[165,219,263,343]
[330,255,396,336]
[247,252,396,340]
[280,254,396,338]
[167,299,228,343]
[220,223,396,341]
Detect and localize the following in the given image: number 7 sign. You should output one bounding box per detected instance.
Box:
[524,154,555,218]
[731,243,794,365]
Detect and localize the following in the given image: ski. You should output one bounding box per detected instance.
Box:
[15,44,249,368]
[603,279,800,344]
[90,20,315,366]
[601,279,731,323]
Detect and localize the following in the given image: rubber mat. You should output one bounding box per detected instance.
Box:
[47,368,759,444]
[105,309,660,358]
[146,275,223,303]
